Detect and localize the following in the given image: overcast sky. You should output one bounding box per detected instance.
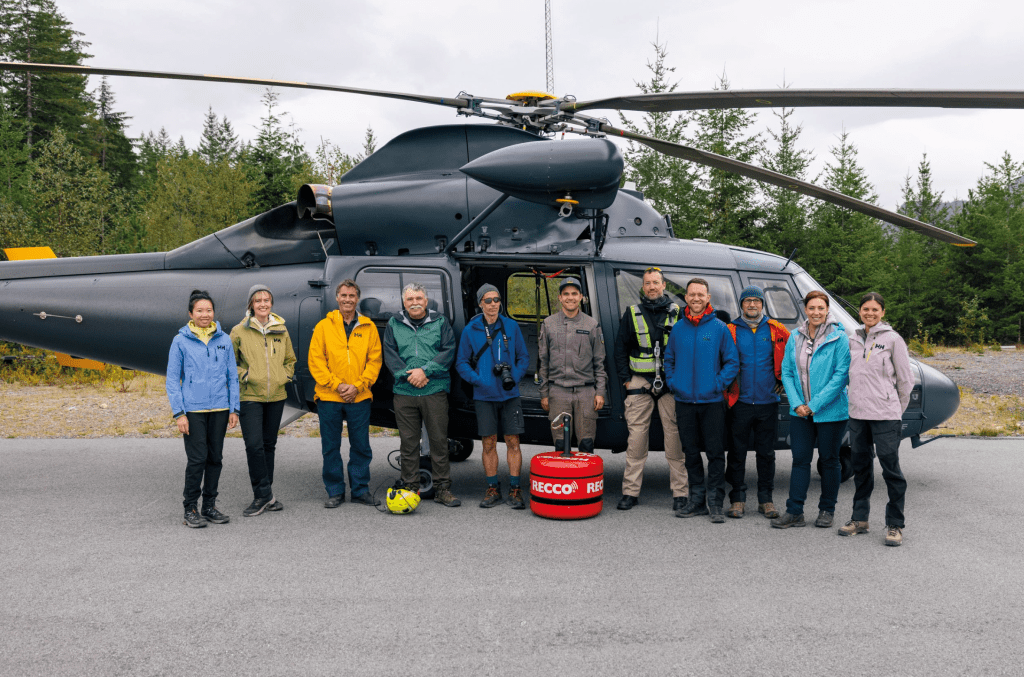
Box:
[62,0,1024,210]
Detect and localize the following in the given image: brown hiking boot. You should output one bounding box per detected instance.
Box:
[758,502,780,519]
[838,520,869,537]
[726,502,745,518]
[479,485,503,508]
[507,487,526,510]
[771,512,806,529]
[434,487,462,507]
[885,525,903,547]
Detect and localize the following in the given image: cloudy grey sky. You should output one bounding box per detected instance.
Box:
[63,0,1024,210]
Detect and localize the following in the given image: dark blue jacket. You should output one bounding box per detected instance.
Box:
[665,311,739,403]
[732,316,782,405]
[166,322,241,419]
[455,313,530,402]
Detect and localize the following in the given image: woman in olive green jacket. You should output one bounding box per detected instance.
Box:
[230,284,297,516]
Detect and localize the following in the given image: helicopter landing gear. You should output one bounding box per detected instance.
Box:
[418,455,435,500]
[448,438,473,463]
[816,445,854,483]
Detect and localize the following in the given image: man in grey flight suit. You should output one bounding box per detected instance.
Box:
[538,277,608,452]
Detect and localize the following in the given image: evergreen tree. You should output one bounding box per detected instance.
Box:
[23,127,127,256]
[616,39,700,238]
[889,154,955,338]
[359,125,377,159]
[197,106,238,164]
[803,129,888,300]
[688,71,764,247]
[0,0,93,152]
[245,88,310,213]
[952,153,1024,344]
[760,104,813,257]
[89,76,137,192]
[140,153,255,252]
[0,90,30,208]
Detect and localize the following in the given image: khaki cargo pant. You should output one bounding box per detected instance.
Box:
[621,375,688,497]
[547,383,598,449]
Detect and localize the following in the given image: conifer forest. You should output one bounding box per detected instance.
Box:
[1,2,1021,346]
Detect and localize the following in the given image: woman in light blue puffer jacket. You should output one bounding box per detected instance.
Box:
[773,290,850,530]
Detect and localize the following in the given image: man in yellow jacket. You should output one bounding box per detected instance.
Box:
[308,279,383,508]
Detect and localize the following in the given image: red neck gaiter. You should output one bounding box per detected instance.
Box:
[684,303,715,326]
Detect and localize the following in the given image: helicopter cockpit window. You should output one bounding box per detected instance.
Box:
[748,278,800,329]
[793,270,859,337]
[354,268,449,322]
[614,269,739,321]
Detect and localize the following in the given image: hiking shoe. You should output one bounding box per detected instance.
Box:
[351,492,381,507]
[709,505,726,523]
[183,505,206,528]
[265,499,283,511]
[480,485,504,508]
[243,496,273,517]
[507,487,526,510]
[201,505,229,524]
[324,494,345,508]
[838,520,869,537]
[814,510,834,528]
[675,499,709,518]
[885,525,903,547]
[726,502,745,518]
[434,488,462,507]
[771,512,806,529]
[758,502,780,519]
[672,496,688,512]
[617,495,639,510]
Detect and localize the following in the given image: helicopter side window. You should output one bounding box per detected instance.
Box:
[748,277,800,330]
[614,269,739,321]
[354,268,450,322]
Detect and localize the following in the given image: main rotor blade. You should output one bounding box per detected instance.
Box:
[0,62,471,110]
[601,124,975,247]
[568,89,1024,113]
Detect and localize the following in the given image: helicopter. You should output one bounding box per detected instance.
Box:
[1,61,1014,478]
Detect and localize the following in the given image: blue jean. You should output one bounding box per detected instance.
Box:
[318,400,373,498]
[785,415,847,516]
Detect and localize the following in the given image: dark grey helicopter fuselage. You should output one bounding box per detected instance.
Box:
[0,123,958,452]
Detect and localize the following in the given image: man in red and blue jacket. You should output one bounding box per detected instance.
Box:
[664,277,739,523]
[723,285,791,520]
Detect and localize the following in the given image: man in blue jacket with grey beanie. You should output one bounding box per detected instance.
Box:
[455,284,530,509]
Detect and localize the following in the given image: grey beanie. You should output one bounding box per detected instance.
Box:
[247,284,273,308]
[476,283,500,304]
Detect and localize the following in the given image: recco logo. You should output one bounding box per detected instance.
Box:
[586,480,603,493]
[531,480,579,495]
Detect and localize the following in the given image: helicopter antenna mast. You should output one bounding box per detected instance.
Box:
[544,0,554,93]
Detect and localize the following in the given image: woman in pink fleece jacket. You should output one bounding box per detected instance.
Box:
[839,292,915,547]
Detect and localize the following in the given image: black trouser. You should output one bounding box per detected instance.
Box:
[676,401,726,508]
[182,410,228,509]
[726,401,779,504]
[848,418,906,528]
[239,399,286,501]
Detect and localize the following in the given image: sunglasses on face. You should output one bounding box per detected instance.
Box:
[481,297,501,304]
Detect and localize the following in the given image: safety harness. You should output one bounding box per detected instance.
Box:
[625,302,680,399]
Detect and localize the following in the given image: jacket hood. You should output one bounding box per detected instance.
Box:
[179,321,225,340]
[326,309,370,328]
[797,312,843,341]
[857,321,895,340]
[398,308,442,328]
[242,312,287,331]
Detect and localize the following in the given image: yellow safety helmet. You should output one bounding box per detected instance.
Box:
[386,486,421,514]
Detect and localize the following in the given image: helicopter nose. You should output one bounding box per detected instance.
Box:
[919,361,960,432]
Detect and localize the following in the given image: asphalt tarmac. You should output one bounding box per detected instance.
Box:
[2,436,1022,677]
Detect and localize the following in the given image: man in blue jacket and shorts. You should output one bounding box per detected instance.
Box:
[456,284,531,509]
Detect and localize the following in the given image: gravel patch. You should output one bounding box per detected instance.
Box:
[917,347,1023,397]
